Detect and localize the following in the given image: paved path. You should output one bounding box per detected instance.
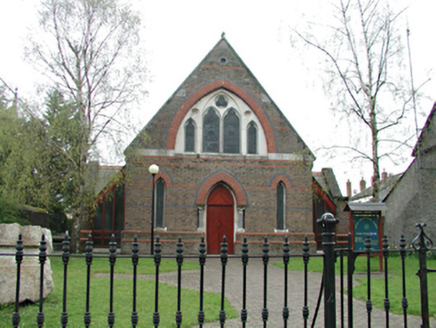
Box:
[98,258,434,327]
[155,258,433,327]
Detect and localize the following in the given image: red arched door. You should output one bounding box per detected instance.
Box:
[206,185,234,254]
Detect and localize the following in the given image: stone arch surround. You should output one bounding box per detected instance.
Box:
[195,171,247,206]
[146,170,172,186]
[270,173,293,190]
[166,79,276,153]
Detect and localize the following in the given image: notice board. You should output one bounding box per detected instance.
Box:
[353,213,380,251]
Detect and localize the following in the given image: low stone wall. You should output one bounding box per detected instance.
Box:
[0,223,54,305]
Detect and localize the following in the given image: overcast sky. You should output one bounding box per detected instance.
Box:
[1,0,435,194]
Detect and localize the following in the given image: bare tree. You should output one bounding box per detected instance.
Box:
[27,0,146,251]
[295,0,423,201]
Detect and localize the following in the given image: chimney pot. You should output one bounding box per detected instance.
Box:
[346,179,352,197]
[360,178,366,192]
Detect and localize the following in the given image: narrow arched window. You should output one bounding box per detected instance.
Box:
[156,178,165,228]
[203,107,220,152]
[276,181,286,230]
[247,121,257,154]
[185,118,195,152]
[223,108,240,153]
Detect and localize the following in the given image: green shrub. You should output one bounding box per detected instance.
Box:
[0,197,29,225]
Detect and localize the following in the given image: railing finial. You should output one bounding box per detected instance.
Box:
[412,223,433,252]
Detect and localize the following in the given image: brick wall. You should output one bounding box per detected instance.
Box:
[122,154,314,254]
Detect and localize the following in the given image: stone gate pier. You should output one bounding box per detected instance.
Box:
[0,223,54,305]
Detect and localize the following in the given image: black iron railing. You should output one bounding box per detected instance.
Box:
[335,223,435,328]
[1,218,435,327]
[3,233,323,327]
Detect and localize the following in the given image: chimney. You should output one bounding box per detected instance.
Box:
[346,180,352,197]
[381,170,388,181]
[360,177,366,192]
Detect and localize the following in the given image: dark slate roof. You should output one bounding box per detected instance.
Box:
[95,165,123,194]
[350,173,402,202]
[313,168,343,199]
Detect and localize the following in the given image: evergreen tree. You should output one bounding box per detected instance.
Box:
[0,88,80,229]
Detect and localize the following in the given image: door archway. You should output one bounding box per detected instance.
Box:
[206,185,235,254]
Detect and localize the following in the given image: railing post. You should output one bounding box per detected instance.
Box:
[61,231,70,328]
[365,235,373,326]
[302,236,310,328]
[37,234,47,328]
[241,236,249,327]
[412,223,434,328]
[399,235,408,327]
[282,236,290,328]
[12,234,23,328]
[198,237,206,327]
[131,236,139,327]
[84,235,93,328]
[382,235,390,328]
[317,213,338,328]
[262,237,269,328]
[175,236,184,327]
[219,236,228,328]
[153,237,162,327]
[108,234,117,327]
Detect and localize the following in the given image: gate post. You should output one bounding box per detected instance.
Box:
[318,213,339,328]
[412,223,434,328]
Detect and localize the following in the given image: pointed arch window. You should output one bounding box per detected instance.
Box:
[156,178,165,228]
[185,118,195,152]
[276,181,286,230]
[203,108,220,152]
[247,121,257,154]
[176,90,269,156]
[223,108,240,153]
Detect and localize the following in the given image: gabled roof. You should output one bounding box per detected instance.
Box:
[313,168,343,199]
[125,36,314,159]
[383,102,436,202]
[95,165,124,194]
[350,173,402,203]
[87,162,124,195]
[412,102,436,157]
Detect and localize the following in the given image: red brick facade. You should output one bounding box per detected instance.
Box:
[118,37,321,254]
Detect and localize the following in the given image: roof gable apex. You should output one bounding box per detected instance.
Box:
[126,35,314,159]
[412,102,436,156]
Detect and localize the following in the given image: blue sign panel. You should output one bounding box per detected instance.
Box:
[354,214,379,251]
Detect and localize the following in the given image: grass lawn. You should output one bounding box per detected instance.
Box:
[274,254,436,317]
[0,256,237,327]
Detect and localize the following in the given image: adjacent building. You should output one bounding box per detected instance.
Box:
[383,103,436,245]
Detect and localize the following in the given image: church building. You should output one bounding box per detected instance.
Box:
[86,36,344,254]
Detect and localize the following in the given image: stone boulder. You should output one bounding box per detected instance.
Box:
[0,223,54,305]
